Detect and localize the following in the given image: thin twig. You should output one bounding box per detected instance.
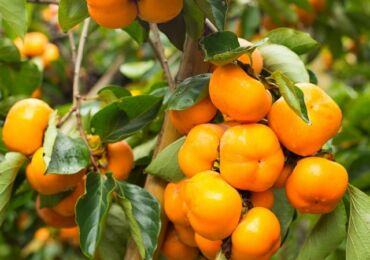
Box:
[205,19,218,33]
[68,31,77,64]
[27,0,59,4]
[149,23,176,91]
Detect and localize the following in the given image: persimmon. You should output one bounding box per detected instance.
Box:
[238,38,264,74]
[194,233,222,260]
[15,32,48,57]
[53,179,85,217]
[104,140,134,181]
[178,124,226,178]
[59,227,80,246]
[220,124,284,192]
[31,88,43,99]
[36,196,76,228]
[174,224,197,247]
[184,171,242,240]
[138,0,184,24]
[164,180,189,226]
[169,97,218,134]
[292,5,316,26]
[34,227,51,242]
[2,98,53,155]
[261,15,279,31]
[86,0,137,29]
[209,64,272,122]
[251,189,274,209]
[231,207,281,260]
[26,148,85,195]
[42,43,60,67]
[268,83,342,156]
[310,0,326,12]
[162,227,199,260]
[285,157,348,214]
[274,164,293,188]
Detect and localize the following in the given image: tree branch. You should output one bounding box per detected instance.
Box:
[27,0,59,4]
[68,31,77,64]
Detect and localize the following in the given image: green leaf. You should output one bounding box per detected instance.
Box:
[272,189,295,240]
[91,95,163,143]
[239,5,261,39]
[98,204,130,260]
[120,61,155,80]
[270,71,310,124]
[297,202,347,260]
[0,153,27,225]
[183,0,205,40]
[0,38,20,62]
[98,85,132,104]
[59,0,89,31]
[158,15,186,51]
[259,44,309,83]
[123,20,149,45]
[0,60,42,96]
[145,137,186,182]
[0,0,27,37]
[46,132,90,175]
[116,182,161,260]
[195,0,228,31]
[39,190,73,208]
[200,31,267,66]
[347,185,370,259]
[167,74,211,110]
[76,172,116,259]
[267,28,319,55]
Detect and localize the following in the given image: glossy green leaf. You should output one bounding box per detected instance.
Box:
[297,202,347,260]
[0,0,27,37]
[145,137,186,182]
[270,71,310,124]
[0,153,27,225]
[259,44,309,83]
[59,0,89,31]
[183,0,205,40]
[123,20,149,45]
[98,85,132,104]
[116,182,161,260]
[272,188,296,240]
[0,38,20,62]
[347,185,370,259]
[158,15,186,51]
[76,173,116,258]
[267,28,319,55]
[91,95,163,143]
[167,74,211,110]
[195,0,228,31]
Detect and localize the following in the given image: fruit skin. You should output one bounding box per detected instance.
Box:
[3,98,53,155]
[274,164,293,188]
[231,207,281,260]
[194,233,222,260]
[209,64,272,122]
[162,227,199,260]
[138,0,184,23]
[164,180,190,226]
[86,0,137,29]
[15,32,48,57]
[169,97,218,134]
[174,224,197,247]
[36,196,76,228]
[251,189,274,209]
[105,141,134,181]
[59,227,80,247]
[184,171,242,241]
[52,179,85,217]
[26,148,85,195]
[220,124,284,192]
[34,227,50,242]
[285,157,348,214]
[42,43,60,67]
[178,124,226,178]
[238,38,264,75]
[31,88,43,99]
[268,83,342,156]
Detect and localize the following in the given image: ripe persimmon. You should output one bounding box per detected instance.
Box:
[164,180,189,226]
[231,207,281,260]
[104,140,134,181]
[194,233,222,260]
[34,227,51,242]
[59,227,80,246]
[162,227,199,260]
[86,0,137,29]
[174,224,197,247]
[220,124,284,192]
[53,179,85,217]
[209,64,272,122]
[184,171,242,240]
[138,0,184,23]
[42,43,60,67]
[268,83,342,156]
[238,38,264,74]
[285,157,348,214]
[169,97,217,134]
[178,124,226,178]
[26,148,85,195]
[251,189,274,209]
[31,88,43,99]
[15,32,48,57]
[3,98,53,155]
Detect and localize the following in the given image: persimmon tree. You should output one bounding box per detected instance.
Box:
[0,0,369,260]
